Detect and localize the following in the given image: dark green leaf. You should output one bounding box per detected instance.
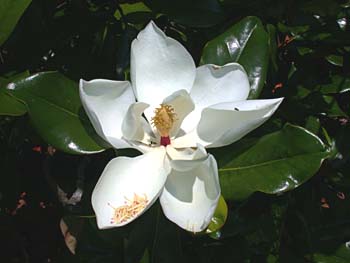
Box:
[147,0,225,27]
[6,72,106,154]
[266,24,278,72]
[0,71,29,116]
[326,55,344,67]
[219,124,329,200]
[0,0,32,46]
[312,244,350,263]
[201,16,269,98]
[114,2,152,25]
[151,207,184,263]
[320,75,350,94]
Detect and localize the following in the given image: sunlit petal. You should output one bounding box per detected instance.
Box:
[92,147,170,229]
[131,21,196,105]
[181,63,250,133]
[160,150,220,232]
[172,98,283,148]
[79,79,135,148]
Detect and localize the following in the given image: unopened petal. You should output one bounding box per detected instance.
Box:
[79,79,135,148]
[92,147,170,229]
[130,21,195,105]
[160,153,220,233]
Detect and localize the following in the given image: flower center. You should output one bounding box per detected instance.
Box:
[151,104,176,146]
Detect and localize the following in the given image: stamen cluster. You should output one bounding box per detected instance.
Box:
[151,104,177,137]
[109,193,148,224]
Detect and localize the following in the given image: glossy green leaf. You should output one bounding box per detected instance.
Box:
[200,16,269,98]
[6,72,106,154]
[218,124,329,200]
[0,0,32,46]
[206,195,228,236]
[326,55,344,67]
[0,72,28,116]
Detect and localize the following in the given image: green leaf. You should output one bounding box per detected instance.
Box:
[151,207,184,263]
[266,24,278,72]
[325,55,344,67]
[206,195,228,236]
[312,244,350,263]
[6,72,106,154]
[320,75,350,94]
[218,124,329,200]
[114,1,152,25]
[0,0,32,46]
[200,16,269,98]
[0,72,29,116]
[302,92,348,117]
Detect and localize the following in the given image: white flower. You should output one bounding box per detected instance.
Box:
[79,21,283,232]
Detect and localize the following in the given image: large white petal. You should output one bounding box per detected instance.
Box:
[172,98,283,148]
[160,150,220,233]
[79,79,135,148]
[191,63,250,108]
[181,63,250,133]
[130,21,196,105]
[92,147,170,229]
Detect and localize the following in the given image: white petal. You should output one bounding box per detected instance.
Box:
[172,98,283,148]
[79,79,136,148]
[160,153,220,232]
[122,102,154,144]
[130,21,196,105]
[166,144,207,171]
[92,147,170,229]
[191,63,250,108]
[181,63,250,133]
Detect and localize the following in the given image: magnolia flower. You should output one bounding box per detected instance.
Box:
[79,21,282,232]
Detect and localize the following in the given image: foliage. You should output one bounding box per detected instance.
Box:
[0,0,349,262]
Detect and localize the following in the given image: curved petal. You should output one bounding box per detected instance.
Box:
[79,79,136,148]
[122,102,154,145]
[166,144,207,171]
[191,63,250,108]
[172,98,283,148]
[160,153,220,232]
[130,21,196,105]
[92,147,170,229]
[181,63,250,133]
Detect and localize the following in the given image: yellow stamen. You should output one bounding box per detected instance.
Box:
[109,193,148,224]
[151,104,177,137]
